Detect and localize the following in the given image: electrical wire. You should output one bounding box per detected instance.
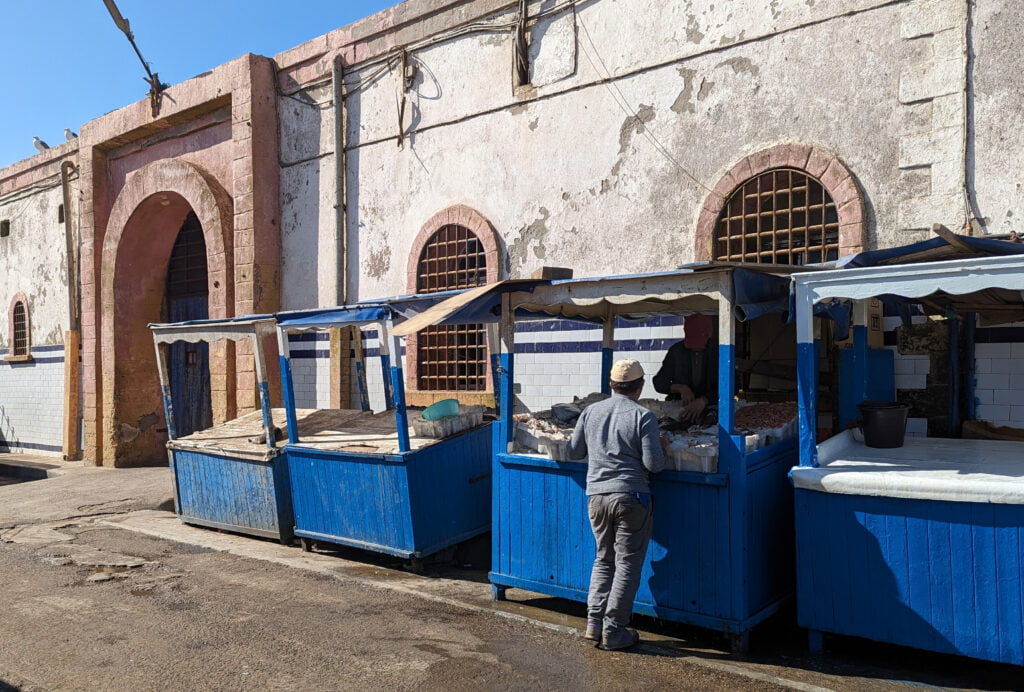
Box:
[576,12,711,193]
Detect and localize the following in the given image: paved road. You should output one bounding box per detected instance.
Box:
[0,460,1021,691]
[0,523,778,691]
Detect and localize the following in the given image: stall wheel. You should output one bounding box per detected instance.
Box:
[729,631,750,657]
[491,585,507,602]
[299,537,314,553]
[807,630,825,654]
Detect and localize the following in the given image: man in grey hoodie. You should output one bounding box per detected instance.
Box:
[566,358,668,650]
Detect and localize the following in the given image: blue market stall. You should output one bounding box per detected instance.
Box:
[397,265,816,652]
[151,316,300,542]
[275,296,494,564]
[791,254,1024,666]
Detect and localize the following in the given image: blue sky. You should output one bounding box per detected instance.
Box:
[0,0,397,169]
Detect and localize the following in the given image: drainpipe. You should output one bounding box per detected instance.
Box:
[333,53,348,306]
[60,160,82,460]
[329,54,350,409]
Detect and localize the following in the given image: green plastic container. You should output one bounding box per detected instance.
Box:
[422,398,460,421]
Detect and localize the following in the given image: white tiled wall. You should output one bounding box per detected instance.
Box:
[0,347,65,455]
[974,341,1024,425]
[512,321,682,413]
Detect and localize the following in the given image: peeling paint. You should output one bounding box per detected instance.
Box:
[618,104,655,155]
[717,56,760,77]
[685,14,705,43]
[138,413,159,432]
[509,207,551,274]
[670,68,698,115]
[697,79,715,101]
[509,103,529,116]
[364,246,392,280]
[119,424,140,444]
[529,118,539,131]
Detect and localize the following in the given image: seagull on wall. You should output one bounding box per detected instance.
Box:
[64,128,78,140]
[33,136,50,151]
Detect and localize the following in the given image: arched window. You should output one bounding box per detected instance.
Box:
[416,224,488,391]
[714,168,840,265]
[8,294,30,360]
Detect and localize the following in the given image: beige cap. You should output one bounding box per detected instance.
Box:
[610,358,644,383]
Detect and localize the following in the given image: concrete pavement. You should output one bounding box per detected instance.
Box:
[0,455,1019,690]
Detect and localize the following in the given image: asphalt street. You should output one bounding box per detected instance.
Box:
[0,458,1020,691]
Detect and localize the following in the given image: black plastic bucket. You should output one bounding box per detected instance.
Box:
[857,401,911,448]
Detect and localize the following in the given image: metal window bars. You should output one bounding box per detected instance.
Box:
[416,225,488,391]
[714,168,840,265]
[12,302,27,356]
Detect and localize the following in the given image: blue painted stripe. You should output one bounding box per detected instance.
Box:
[515,337,680,354]
[975,326,1024,343]
[515,314,684,333]
[290,349,331,360]
[0,440,62,453]
[288,332,330,343]
[0,356,65,365]
[0,344,66,354]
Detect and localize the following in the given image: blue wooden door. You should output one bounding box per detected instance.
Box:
[166,212,212,437]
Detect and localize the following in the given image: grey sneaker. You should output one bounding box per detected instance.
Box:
[584,620,601,642]
[599,628,640,651]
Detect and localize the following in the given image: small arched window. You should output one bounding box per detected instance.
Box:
[7,295,30,361]
[416,224,488,391]
[714,168,839,265]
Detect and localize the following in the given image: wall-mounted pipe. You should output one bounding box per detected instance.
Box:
[60,159,82,460]
[333,53,348,306]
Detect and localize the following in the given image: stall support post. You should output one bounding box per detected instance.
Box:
[795,288,819,467]
[852,300,871,407]
[277,328,300,444]
[153,341,177,441]
[965,312,977,421]
[252,333,277,451]
[948,310,961,435]
[498,293,515,447]
[379,321,395,411]
[353,326,371,411]
[600,318,614,394]
[717,281,749,625]
[384,320,411,453]
[487,323,501,415]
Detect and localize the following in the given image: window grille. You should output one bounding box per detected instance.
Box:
[12,302,27,356]
[714,168,840,265]
[416,224,488,392]
[166,213,208,299]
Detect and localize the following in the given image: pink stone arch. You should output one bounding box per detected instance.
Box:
[7,291,30,357]
[695,143,866,262]
[404,204,502,403]
[98,158,234,466]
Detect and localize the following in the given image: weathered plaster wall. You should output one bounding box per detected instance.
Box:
[972,0,1024,236]
[277,0,1016,310]
[0,145,77,348]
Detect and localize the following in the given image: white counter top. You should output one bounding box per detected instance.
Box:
[790,430,1024,504]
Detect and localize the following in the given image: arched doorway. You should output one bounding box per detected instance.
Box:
[98,159,235,467]
[164,212,213,437]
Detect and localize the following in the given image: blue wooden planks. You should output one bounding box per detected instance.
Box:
[286,424,492,558]
[491,446,796,633]
[171,449,291,541]
[794,488,1024,665]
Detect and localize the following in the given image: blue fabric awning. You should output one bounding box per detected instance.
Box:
[837,235,1024,268]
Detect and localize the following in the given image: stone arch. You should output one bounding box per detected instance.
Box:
[405,204,502,292]
[99,159,234,466]
[404,204,502,406]
[695,143,867,262]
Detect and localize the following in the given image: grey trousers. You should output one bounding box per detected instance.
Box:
[586,492,654,633]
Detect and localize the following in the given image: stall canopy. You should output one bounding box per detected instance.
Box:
[149,315,278,344]
[393,264,816,336]
[812,235,1024,328]
[276,288,471,332]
